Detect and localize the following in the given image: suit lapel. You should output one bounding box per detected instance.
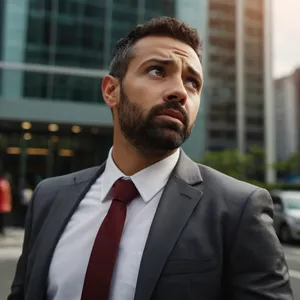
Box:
[26,164,106,300]
[134,150,204,300]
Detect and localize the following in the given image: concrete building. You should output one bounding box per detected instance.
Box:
[0,0,273,190]
[275,68,300,161]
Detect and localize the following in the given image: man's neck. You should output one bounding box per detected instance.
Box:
[111,140,176,176]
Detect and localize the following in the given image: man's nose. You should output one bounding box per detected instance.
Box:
[163,80,187,106]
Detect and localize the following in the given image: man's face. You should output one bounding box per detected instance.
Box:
[113,36,203,156]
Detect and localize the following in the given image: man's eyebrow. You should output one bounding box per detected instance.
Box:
[140,58,174,67]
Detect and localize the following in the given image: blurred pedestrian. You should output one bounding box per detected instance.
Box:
[0,171,12,237]
[19,182,33,227]
[8,16,294,300]
[21,183,33,207]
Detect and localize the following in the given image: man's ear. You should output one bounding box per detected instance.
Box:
[101,75,120,108]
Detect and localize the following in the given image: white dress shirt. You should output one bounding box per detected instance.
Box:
[47,148,180,300]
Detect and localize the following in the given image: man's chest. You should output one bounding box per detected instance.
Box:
[47,191,161,300]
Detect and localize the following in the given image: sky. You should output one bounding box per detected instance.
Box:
[273,0,300,78]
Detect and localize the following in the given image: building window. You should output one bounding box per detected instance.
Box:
[209,130,222,138]
[22,70,104,104]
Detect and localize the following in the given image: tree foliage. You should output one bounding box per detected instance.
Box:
[200,147,267,181]
[200,147,300,182]
[274,152,300,176]
[200,149,251,179]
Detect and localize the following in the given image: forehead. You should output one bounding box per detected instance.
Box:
[129,36,202,73]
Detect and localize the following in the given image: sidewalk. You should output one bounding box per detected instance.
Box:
[0,227,24,248]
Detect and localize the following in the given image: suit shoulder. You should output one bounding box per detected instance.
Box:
[197,163,263,205]
[30,166,103,219]
[36,165,102,193]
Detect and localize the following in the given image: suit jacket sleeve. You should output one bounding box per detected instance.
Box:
[7,183,42,300]
[227,188,294,299]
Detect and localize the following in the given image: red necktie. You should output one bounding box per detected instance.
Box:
[81,178,139,300]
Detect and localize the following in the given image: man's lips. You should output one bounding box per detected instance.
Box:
[156,109,184,123]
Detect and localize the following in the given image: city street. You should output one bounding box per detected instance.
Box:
[0,228,23,300]
[1,230,300,299]
[284,244,300,299]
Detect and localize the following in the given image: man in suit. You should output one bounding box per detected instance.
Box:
[8,16,294,300]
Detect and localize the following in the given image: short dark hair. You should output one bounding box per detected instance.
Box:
[109,16,202,81]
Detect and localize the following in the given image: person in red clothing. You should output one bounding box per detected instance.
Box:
[0,171,12,236]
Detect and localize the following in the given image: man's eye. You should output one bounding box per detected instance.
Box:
[148,66,165,77]
[186,79,199,90]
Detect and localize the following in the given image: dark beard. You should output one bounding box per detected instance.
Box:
[117,85,193,156]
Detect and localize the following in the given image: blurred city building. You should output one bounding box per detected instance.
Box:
[206,0,266,152]
[275,67,300,161]
[0,0,272,197]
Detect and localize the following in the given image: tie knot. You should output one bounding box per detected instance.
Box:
[113,178,138,204]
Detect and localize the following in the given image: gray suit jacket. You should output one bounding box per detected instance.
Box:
[8,150,294,300]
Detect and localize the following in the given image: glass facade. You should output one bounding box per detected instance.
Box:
[25,0,174,69]
[0,0,176,103]
[25,0,107,68]
[23,69,105,103]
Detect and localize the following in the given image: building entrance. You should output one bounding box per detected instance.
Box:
[0,120,113,226]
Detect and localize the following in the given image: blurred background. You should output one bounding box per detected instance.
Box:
[0,0,300,298]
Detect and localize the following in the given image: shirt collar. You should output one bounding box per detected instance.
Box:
[101,147,180,203]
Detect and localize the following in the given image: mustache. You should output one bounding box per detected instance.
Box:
[150,102,189,125]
